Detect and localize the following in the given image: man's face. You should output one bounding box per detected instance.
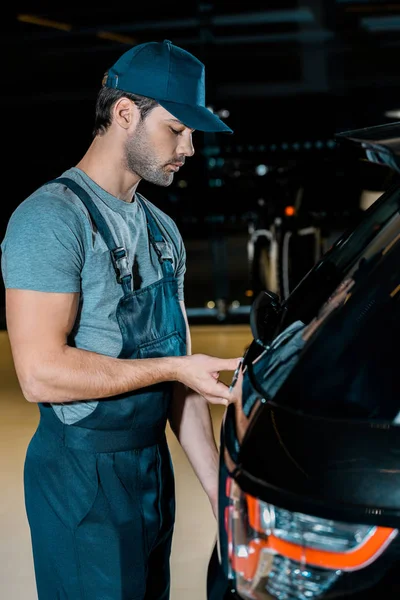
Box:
[124,105,195,186]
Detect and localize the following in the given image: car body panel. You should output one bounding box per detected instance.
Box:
[208,122,400,600]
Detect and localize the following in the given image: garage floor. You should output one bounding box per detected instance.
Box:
[0,325,252,600]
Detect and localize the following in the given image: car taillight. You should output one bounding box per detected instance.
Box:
[225,477,398,600]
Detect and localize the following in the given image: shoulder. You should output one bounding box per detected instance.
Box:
[2,181,92,257]
[7,180,89,232]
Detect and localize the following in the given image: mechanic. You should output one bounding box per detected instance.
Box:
[1,40,239,600]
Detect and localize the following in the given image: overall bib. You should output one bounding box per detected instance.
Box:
[23,178,187,600]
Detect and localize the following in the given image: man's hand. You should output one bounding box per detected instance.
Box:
[174,354,241,406]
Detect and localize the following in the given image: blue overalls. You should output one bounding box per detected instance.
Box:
[23,178,187,600]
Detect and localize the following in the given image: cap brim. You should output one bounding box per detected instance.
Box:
[157,99,233,133]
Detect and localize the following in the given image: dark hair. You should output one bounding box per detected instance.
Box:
[92,85,159,137]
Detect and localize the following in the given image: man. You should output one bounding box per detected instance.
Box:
[0,40,239,600]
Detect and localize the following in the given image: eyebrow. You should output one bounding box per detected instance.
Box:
[165,118,195,133]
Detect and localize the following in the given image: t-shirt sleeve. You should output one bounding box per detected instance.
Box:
[1,192,86,293]
[175,231,186,302]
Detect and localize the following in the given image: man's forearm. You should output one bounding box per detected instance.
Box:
[25,345,181,404]
[169,382,219,502]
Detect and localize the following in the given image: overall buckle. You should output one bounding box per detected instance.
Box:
[111,247,130,284]
[153,240,173,263]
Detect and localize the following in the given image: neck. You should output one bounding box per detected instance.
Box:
[76,135,141,203]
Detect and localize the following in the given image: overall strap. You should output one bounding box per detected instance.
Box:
[46,177,133,294]
[136,194,174,277]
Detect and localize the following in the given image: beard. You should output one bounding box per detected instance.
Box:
[123,120,174,187]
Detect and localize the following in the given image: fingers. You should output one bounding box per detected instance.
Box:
[183,354,245,406]
[211,357,243,372]
[212,380,236,401]
[215,398,229,406]
[202,392,228,406]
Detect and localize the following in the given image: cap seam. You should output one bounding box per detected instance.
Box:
[130,43,148,61]
[166,43,172,99]
[126,43,148,87]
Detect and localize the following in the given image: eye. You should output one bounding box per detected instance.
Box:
[170,127,183,135]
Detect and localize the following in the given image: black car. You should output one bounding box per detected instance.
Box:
[208,122,400,600]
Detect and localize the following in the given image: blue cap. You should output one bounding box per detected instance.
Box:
[104,40,233,134]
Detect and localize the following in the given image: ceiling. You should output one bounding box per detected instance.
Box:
[7,2,400,122]
[4,1,400,203]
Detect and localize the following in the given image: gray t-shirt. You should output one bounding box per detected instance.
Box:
[1,167,186,423]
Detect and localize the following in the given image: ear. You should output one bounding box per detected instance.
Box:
[113,97,140,131]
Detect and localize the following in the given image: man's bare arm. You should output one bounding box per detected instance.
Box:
[6,289,240,404]
[169,301,226,517]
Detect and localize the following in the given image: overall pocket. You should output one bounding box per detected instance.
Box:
[25,445,100,531]
[124,330,186,428]
[136,329,186,359]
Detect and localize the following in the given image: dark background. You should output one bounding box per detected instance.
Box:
[2,0,400,326]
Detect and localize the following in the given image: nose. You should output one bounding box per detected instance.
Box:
[178,132,195,158]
